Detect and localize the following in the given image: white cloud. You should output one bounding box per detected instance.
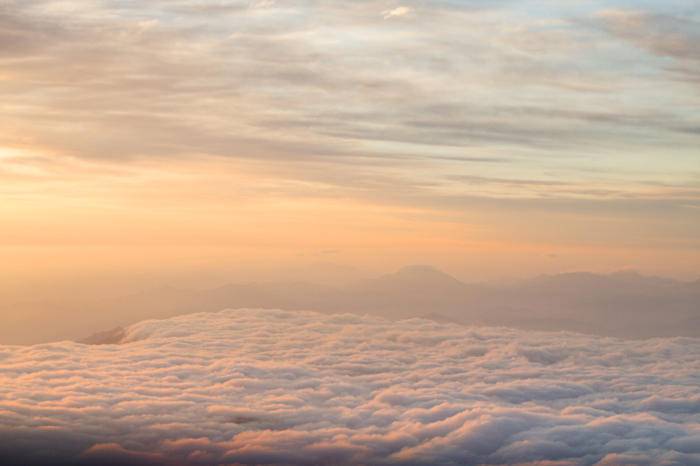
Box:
[249,0,276,10]
[382,6,413,19]
[0,308,699,465]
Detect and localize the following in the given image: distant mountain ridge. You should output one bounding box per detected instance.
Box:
[367,265,469,289]
[75,266,700,343]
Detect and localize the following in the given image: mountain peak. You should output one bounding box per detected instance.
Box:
[396,264,449,276]
[527,269,682,292]
[364,265,467,292]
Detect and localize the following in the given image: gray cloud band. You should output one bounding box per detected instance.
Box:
[1,1,698,161]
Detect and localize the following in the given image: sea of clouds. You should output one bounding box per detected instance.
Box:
[0,309,699,465]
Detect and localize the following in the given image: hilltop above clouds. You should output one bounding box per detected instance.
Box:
[1,308,699,465]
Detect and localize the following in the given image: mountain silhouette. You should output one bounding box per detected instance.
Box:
[361,265,470,293]
[6,266,698,344]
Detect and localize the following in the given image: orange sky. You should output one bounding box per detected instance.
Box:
[0,152,697,287]
[1,0,699,289]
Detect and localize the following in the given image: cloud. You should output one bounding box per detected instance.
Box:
[1,0,698,179]
[596,9,700,61]
[596,9,700,88]
[0,0,698,264]
[0,308,698,465]
[382,6,413,19]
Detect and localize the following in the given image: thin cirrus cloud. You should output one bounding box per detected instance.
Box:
[1,0,698,167]
[0,0,698,272]
[0,309,699,465]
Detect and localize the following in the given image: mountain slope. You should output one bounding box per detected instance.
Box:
[19,266,700,345]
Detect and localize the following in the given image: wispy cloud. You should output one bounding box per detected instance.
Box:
[0,0,698,271]
[382,6,413,19]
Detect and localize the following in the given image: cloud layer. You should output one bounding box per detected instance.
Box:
[1,308,699,465]
[2,0,699,197]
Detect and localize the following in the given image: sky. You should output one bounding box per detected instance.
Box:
[1,4,700,463]
[1,0,699,286]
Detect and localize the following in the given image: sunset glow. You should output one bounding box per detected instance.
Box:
[1,1,699,465]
